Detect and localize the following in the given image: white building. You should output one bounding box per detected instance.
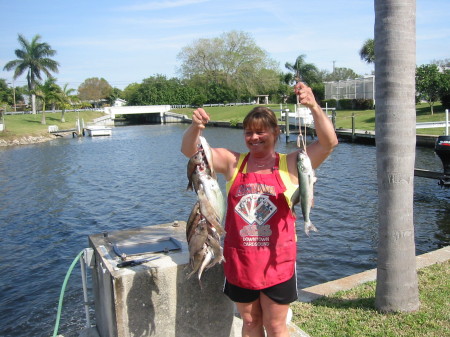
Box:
[324,76,375,101]
[113,98,127,107]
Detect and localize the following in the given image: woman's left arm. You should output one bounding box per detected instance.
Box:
[294,82,338,168]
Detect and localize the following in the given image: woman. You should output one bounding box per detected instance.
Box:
[181,82,338,337]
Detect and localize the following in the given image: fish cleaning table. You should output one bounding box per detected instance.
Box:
[88,221,236,337]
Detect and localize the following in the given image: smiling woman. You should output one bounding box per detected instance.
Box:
[181,81,338,336]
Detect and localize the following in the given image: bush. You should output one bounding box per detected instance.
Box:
[441,93,450,110]
[335,98,374,110]
[353,98,374,110]
[322,99,337,108]
[338,99,353,110]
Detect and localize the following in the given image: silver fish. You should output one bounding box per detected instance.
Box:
[197,184,225,235]
[292,149,318,236]
[199,136,216,179]
[186,135,226,283]
[198,174,226,224]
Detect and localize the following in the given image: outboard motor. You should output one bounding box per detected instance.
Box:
[435,135,450,187]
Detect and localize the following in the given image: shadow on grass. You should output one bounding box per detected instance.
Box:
[416,104,445,116]
[24,115,62,125]
[310,296,376,311]
[362,116,376,124]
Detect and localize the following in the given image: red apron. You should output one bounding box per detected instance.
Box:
[223,153,297,290]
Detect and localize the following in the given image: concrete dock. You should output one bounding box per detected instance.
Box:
[77,223,449,337]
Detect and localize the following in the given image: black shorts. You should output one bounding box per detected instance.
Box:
[223,271,298,305]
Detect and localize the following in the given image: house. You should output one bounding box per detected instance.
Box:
[114,98,127,107]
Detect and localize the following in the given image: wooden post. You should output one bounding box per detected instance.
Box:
[285,107,290,143]
[332,110,336,130]
[351,113,355,142]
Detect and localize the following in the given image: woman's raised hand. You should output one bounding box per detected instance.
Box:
[192,108,210,129]
[294,82,319,109]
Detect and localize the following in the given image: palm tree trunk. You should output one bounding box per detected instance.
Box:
[374,0,419,312]
[41,101,46,125]
[31,94,37,114]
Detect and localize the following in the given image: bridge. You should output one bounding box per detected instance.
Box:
[101,105,188,124]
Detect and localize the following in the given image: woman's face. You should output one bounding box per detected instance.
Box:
[244,124,277,155]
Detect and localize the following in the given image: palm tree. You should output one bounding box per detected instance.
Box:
[60,84,79,122]
[35,77,61,124]
[374,0,420,312]
[3,34,59,114]
[285,54,320,85]
[360,38,375,64]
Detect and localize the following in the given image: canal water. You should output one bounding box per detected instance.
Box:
[0,124,448,337]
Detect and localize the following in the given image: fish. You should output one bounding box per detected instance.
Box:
[188,219,209,263]
[186,201,201,242]
[185,135,226,284]
[197,185,226,235]
[291,149,318,236]
[198,174,226,224]
[186,152,204,191]
[199,136,216,177]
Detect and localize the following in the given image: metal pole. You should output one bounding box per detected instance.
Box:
[80,252,91,328]
[446,109,448,136]
[286,108,290,143]
[352,113,355,142]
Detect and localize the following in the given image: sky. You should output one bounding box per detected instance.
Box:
[1,0,449,91]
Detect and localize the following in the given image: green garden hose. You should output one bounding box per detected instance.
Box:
[52,250,84,337]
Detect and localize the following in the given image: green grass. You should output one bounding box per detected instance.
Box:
[175,103,449,136]
[333,103,448,136]
[1,103,448,140]
[291,260,450,337]
[174,104,290,122]
[0,110,104,140]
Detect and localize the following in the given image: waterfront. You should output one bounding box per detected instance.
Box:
[0,124,448,337]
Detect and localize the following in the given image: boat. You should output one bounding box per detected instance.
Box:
[280,105,314,128]
[84,125,112,137]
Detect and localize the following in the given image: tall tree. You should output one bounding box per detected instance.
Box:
[178,30,279,101]
[415,64,442,115]
[285,54,320,85]
[3,34,59,114]
[59,84,79,122]
[35,77,62,124]
[323,67,361,82]
[374,0,420,312]
[78,77,112,107]
[360,38,375,64]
